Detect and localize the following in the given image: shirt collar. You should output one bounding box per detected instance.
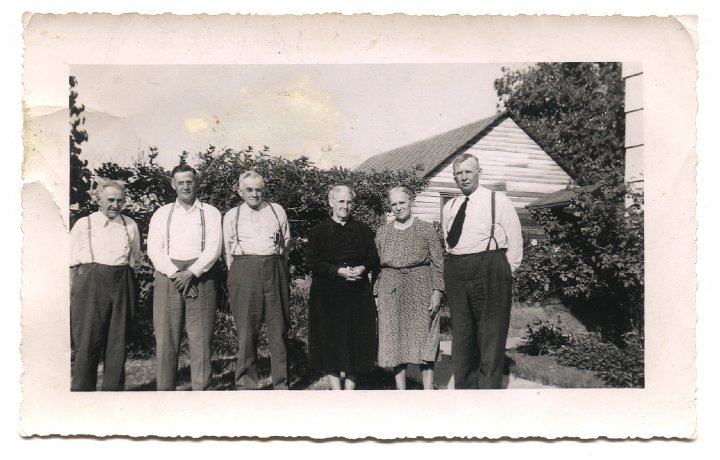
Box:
[329,216,354,227]
[174,198,203,210]
[466,185,489,201]
[240,201,267,212]
[93,210,122,226]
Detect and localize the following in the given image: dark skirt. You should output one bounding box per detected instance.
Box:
[307,284,377,374]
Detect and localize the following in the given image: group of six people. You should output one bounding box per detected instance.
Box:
[69,153,523,391]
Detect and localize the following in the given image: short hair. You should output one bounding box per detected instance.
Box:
[328,185,356,202]
[95,178,126,196]
[387,186,415,202]
[238,170,265,188]
[452,153,480,172]
[171,164,197,178]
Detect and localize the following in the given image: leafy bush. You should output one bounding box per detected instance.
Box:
[75,143,427,359]
[557,331,644,388]
[514,184,644,335]
[496,63,643,337]
[194,146,428,277]
[519,318,573,356]
[517,316,644,388]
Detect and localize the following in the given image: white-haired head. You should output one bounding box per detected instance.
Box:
[328,185,356,202]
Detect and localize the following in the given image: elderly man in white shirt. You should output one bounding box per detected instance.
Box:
[69,179,141,391]
[147,164,222,391]
[223,171,291,390]
[442,153,523,389]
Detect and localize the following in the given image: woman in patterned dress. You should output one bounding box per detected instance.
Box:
[375,187,444,390]
[306,185,380,390]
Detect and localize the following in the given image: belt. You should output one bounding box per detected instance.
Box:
[446,248,507,259]
[72,262,130,270]
[382,265,428,275]
[232,254,283,260]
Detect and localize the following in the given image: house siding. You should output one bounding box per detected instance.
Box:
[411,118,573,242]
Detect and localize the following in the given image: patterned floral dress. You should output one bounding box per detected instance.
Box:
[374,217,445,368]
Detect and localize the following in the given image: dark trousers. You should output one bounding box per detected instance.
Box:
[228,255,290,390]
[153,263,217,391]
[70,263,134,391]
[444,250,512,389]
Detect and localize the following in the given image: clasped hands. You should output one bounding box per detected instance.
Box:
[171,269,198,298]
[338,265,366,282]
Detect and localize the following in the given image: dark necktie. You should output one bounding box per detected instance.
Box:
[446,196,469,249]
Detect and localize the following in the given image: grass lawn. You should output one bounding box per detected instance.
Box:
[506,351,607,388]
[119,345,413,391]
[98,299,605,390]
[508,300,587,339]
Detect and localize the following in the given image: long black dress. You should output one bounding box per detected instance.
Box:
[306,218,380,374]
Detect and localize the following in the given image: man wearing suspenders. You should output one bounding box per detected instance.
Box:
[69,179,141,391]
[442,153,523,389]
[223,171,291,390]
[147,165,222,390]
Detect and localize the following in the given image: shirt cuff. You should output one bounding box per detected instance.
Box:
[187,263,203,278]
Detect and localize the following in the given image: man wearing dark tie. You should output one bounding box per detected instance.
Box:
[441,153,523,389]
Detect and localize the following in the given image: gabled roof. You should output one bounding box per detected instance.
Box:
[526,183,601,210]
[355,112,508,176]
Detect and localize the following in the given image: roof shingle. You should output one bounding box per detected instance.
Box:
[355,112,508,176]
[526,183,601,210]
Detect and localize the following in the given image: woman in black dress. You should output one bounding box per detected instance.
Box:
[306,185,380,390]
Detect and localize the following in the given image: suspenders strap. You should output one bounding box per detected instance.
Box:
[233,202,285,255]
[166,203,206,255]
[86,213,130,263]
[485,191,499,251]
[87,215,95,263]
[266,202,286,252]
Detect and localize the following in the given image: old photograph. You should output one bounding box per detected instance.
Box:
[59,62,643,392]
[20,14,696,439]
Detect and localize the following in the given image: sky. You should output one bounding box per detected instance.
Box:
[65,63,525,170]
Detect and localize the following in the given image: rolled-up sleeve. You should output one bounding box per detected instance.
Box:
[425,223,445,291]
[147,206,179,277]
[187,206,223,277]
[499,197,523,272]
[128,219,142,271]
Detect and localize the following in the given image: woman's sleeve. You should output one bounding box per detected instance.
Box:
[373,228,384,296]
[305,224,338,280]
[426,222,445,292]
[361,224,380,273]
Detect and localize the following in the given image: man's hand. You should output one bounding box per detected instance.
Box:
[171,269,196,295]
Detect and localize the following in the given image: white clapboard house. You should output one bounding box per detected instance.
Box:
[355,112,574,243]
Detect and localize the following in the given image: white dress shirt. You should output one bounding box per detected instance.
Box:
[70,211,141,270]
[223,202,290,268]
[442,186,523,272]
[147,199,223,277]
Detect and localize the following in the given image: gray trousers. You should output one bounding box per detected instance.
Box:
[153,260,217,391]
[228,255,290,390]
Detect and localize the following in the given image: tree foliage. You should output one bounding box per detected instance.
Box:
[495,63,625,186]
[193,145,428,276]
[496,63,643,335]
[69,76,93,226]
[78,145,428,356]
